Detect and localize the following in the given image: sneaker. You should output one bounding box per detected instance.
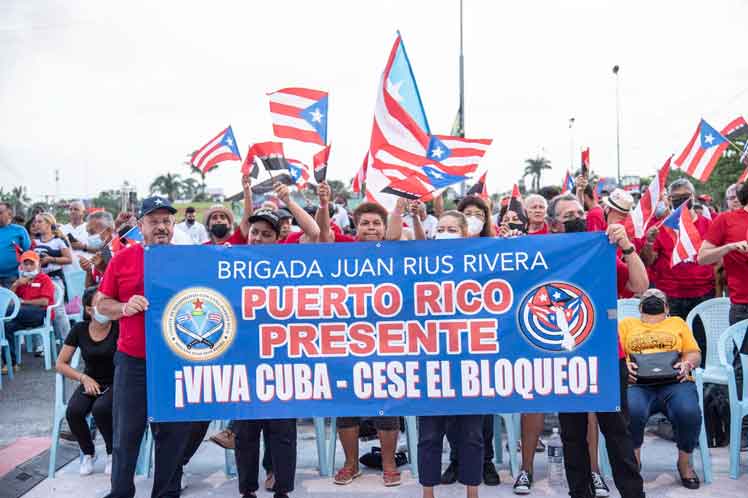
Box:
[483,461,500,486]
[181,474,187,491]
[105,454,112,475]
[209,429,235,450]
[513,470,533,495]
[80,454,94,476]
[440,461,458,484]
[591,472,610,497]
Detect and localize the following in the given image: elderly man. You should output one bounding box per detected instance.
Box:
[175,207,209,244]
[78,211,115,286]
[0,202,31,288]
[547,193,647,498]
[725,183,743,211]
[62,201,89,254]
[641,179,714,361]
[97,196,208,498]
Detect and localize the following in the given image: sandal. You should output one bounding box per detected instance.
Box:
[334,466,361,485]
[678,468,700,490]
[383,470,402,487]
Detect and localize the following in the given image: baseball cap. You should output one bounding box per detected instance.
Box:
[139,196,177,218]
[276,208,293,221]
[603,188,634,214]
[249,209,282,235]
[640,288,668,304]
[19,250,39,264]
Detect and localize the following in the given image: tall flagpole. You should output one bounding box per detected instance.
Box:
[613,65,621,184]
[458,0,466,196]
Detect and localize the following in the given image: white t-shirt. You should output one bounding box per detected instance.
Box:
[171,228,195,245]
[33,237,70,274]
[332,206,350,231]
[404,214,438,239]
[61,222,89,261]
[176,221,209,244]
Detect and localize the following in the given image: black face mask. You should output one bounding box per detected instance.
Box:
[186,219,195,226]
[563,217,587,233]
[671,196,693,210]
[641,296,666,315]
[737,185,748,207]
[210,223,229,238]
[33,232,42,239]
[508,222,527,233]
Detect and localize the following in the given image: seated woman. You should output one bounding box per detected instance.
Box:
[55,286,119,476]
[417,210,485,498]
[619,288,702,489]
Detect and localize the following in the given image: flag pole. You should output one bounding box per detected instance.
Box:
[458,0,466,196]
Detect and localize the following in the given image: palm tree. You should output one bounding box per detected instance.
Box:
[181,178,200,201]
[149,173,183,201]
[523,157,552,192]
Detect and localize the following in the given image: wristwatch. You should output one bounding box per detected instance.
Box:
[621,246,635,256]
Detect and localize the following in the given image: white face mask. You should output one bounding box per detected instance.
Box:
[87,233,104,250]
[466,216,484,236]
[20,269,39,279]
[434,231,462,240]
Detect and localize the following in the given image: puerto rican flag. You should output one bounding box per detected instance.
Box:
[268,87,328,145]
[352,151,368,193]
[190,126,242,174]
[662,203,702,267]
[110,226,143,253]
[630,156,671,238]
[528,285,581,330]
[674,118,728,182]
[561,171,575,193]
[739,166,748,183]
[287,158,310,189]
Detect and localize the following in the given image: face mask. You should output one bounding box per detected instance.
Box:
[434,231,462,240]
[508,222,527,233]
[641,295,666,315]
[20,270,39,279]
[466,216,484,236]
[563,217,587,233]
[92,307,111,325]
[671,196,693,210]
[654,201,667,218]
[210,223,229,238]
[34,232,42,239]
[186,219,195,226]
[87,234,104,250]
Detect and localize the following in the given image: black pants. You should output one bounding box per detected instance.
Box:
[3,304,45,365]
[66,384,114,455]
[234,419,297,495]
[668,291,714,367]
[105,352,207,498]
[418,415,483,487]
[227,420,272,472]
[447,414,494,464]
[559,359,644,498]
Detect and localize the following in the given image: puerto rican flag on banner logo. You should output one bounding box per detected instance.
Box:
[630,156,671,238]
[662,203,702,268]
[190,126,242,174]
[674,119,728,182]
[268,87,328,145]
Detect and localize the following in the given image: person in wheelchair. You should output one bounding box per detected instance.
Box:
[619,289,702,489]
[56,286,118,476]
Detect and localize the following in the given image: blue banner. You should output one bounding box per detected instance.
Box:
[145,233,620,422]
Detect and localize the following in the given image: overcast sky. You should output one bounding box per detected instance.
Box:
[2,0,748,200]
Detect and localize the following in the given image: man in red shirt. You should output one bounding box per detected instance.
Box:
[641,179,714,362]
[547,193,647,498]
[3,251,55,370]
[576,176,607,232]
[97,196,208,498]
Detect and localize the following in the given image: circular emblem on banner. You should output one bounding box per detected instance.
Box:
[162,287,236,361]
[517,282,595,352]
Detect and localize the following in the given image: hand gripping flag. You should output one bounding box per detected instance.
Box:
[508,184,527,224]
[313,144,331,183]
[110,226,143,253]
[241,142,295,194]
[191,126,241,174]
[561,171,575,193]
[674,119,728,182]
[630,157,671,239]
[466,171,488,199]
[662,204,702,267]
[268,88,328,145]
[287,159,310,189]
[581,147,590,177]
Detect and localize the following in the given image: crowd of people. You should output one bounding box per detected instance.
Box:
[1,172,748,498]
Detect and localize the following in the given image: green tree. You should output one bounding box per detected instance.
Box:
[149,173,183,201]
[523,157,552,192]
[0,185,31,215]
[328,179,353,200]
[181,178,201,201]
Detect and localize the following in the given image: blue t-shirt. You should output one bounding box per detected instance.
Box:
[0,224,31,278]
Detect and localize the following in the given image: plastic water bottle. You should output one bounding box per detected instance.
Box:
[547,427,566,488]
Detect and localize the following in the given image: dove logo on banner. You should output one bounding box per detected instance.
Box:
[519,282,595,352]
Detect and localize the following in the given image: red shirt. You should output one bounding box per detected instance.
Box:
[16,272,55,310]
[203,230,247,246]
[586,206,607,232]
[616,258,631,358]
[705,209,748,304]
[651,215,714,298]
[528,223,549,235]
[99,244,145,358]
[282,224,356,244]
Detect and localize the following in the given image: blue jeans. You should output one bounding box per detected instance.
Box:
[628,382,701,453]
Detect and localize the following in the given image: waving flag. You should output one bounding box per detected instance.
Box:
[662,204,702,267]
[739,167,748,183]
[268,87,328,145]
[674,119,728,182]
[191,126,241,174]
[723,116,748,141]
[631,157,671,238]
[352,152,368,194]
[508,184,527,222]
[561,171,575,193]
[425,135,492,170]
[242,142,295,194]
[313,144,331,183]
[287,159,310,189]
[110,226,143,253]
[581,147,590,177]
[466,171,488,199]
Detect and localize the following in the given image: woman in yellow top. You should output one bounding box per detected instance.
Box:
[619,288,702,490]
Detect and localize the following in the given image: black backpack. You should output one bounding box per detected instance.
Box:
[703,383,730,447]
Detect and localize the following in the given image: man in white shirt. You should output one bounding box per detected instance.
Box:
[175,206,209,244]
[404,201,438,239]
[61,200,91,268]
[332,196,351,232]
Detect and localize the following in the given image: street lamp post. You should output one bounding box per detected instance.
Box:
[569,117,575,172]
[613,65,621,184]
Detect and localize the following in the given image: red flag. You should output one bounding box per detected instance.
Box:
[313,144,331,183]
[242,142,286,176]
[466,171,488,200]
[581,148,590,177]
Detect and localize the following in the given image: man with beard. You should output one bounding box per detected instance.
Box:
[176,206,209,244]
[205,175,252,245]
[97,196,209,498]
[547,193,647,498]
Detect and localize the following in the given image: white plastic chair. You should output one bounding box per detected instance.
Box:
[687,298,732,385]
[0,287,20,388]
[49,349,82,477]
[717,319,748,479]
[14,282,63,370]
[617,298,640,320]
[63,269,86,323]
